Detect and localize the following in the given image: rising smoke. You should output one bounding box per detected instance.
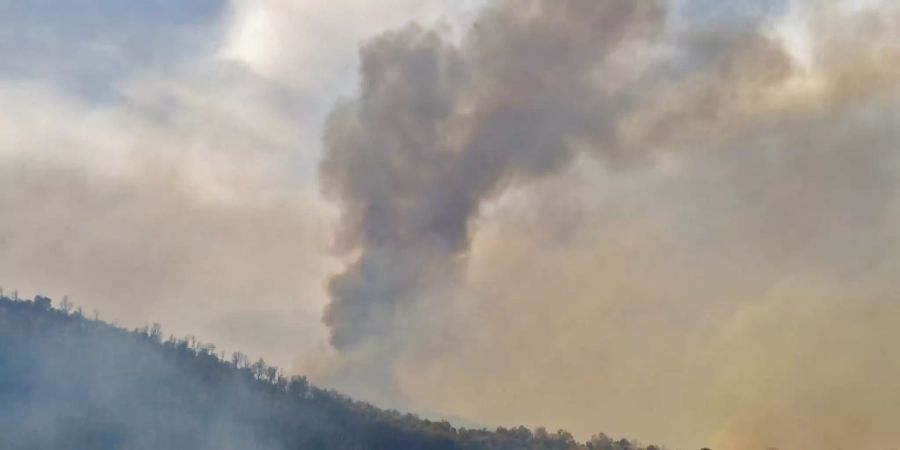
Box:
[319,0,802,350]
[320,0,668,350]
[318,2,900,447]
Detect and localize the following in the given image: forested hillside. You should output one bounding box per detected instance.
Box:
[0,294,667,450]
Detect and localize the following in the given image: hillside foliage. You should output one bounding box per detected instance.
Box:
[0,294,668,450]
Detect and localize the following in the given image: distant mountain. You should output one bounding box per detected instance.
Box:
[0,294,667,450]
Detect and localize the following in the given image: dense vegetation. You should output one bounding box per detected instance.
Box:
[0,294,669,450]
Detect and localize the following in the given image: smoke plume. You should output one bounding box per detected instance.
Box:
[318,3,900,447]
[320,0,667,350]
[319,0,811,350]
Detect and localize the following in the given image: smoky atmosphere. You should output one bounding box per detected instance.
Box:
[1,1,899,449]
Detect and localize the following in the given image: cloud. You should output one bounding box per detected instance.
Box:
[0,155,336,369]
[222,0,486,91]
[0,0,342,369]
[0,0,226,97]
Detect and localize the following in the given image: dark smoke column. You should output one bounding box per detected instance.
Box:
[320,0,664,350]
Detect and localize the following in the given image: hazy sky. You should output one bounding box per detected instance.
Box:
[1,1,899,449]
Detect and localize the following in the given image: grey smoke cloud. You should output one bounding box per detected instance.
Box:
[319,0,806,349]
[321,0,666,350]
[3,0,899,447]
[318,3,900,448]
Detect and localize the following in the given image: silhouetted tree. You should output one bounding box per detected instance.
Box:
[0,294,663,450]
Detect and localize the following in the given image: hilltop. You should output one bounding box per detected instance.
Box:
[0,294,666,450]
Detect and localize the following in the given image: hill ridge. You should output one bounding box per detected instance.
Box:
[0,294,666,450]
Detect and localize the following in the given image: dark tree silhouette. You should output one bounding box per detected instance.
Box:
[0,293,668,450]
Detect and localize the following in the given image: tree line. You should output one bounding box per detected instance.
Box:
[0,293,672,450]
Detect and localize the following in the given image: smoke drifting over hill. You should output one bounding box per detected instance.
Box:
[319,0,898,353]
[2,0,900,448]
[319,0,900,448]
